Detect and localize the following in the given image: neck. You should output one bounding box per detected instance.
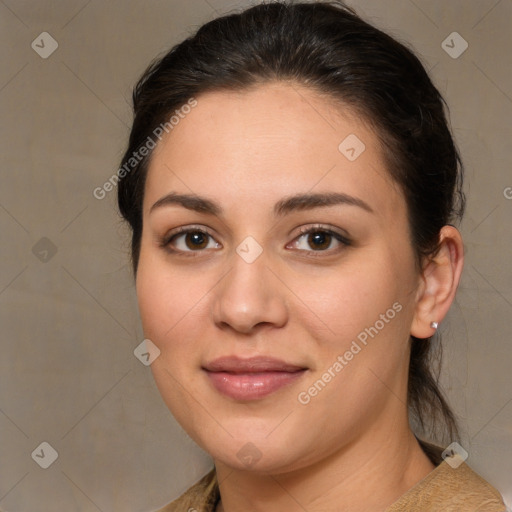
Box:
[215,423,435,512]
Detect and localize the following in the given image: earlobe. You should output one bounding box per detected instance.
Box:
[410,225,464,339]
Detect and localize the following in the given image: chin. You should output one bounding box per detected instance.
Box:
[187,419,320,475]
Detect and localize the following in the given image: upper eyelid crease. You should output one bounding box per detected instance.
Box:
[160,225,215,244]
[149,192,373,216]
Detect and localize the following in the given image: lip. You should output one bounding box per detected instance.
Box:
[203,356,307,401]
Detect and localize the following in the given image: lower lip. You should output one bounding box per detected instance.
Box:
[205,370,306,400]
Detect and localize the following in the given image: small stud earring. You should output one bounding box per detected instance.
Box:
[430,321,438,329]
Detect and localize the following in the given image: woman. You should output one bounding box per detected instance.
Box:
[117,2,506,510]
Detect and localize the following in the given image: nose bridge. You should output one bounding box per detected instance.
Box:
[212,243,288,333]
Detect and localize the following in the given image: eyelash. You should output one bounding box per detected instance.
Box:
[159,225,218,257]
[160,224,351,256]
[292,225,351,254]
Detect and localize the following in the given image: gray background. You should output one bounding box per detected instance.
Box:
[0,0,511,510]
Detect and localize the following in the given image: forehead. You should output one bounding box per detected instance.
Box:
[144,82,402,217]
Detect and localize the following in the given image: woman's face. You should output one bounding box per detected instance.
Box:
[136,82,422,473]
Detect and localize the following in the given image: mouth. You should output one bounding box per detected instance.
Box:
[202,356,308,401]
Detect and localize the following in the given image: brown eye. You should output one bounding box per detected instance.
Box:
[164,228,221,253]
[185,231,209,250]
[288,227,350,254]
[307,231,332,250]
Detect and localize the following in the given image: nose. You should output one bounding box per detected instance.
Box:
[211,250,289,335]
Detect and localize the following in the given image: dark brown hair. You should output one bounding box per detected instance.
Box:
[118,1,464,455]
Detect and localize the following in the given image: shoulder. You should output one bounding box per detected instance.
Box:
[154,468,219,512]
[385,458,506,512]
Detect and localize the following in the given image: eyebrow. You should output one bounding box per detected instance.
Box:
[149,191,373,216]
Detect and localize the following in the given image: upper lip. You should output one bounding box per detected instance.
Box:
[203,356,307,373]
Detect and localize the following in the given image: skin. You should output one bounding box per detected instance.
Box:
[135,82,464,512]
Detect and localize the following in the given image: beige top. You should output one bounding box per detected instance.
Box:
[156,458,506,512]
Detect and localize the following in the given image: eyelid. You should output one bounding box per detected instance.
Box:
[287,224,352,253]
[294,224,351,242]
[160,224,220,250]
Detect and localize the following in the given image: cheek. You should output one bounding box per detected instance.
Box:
[136,253,193,349]
[136,257,170,341]
[135,256,208,415]
[135,251,215,373]
[291,257,405,340]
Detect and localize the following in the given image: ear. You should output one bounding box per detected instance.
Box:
[410,225,464,339]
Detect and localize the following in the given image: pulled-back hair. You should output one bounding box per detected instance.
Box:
[118,1,464,455]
